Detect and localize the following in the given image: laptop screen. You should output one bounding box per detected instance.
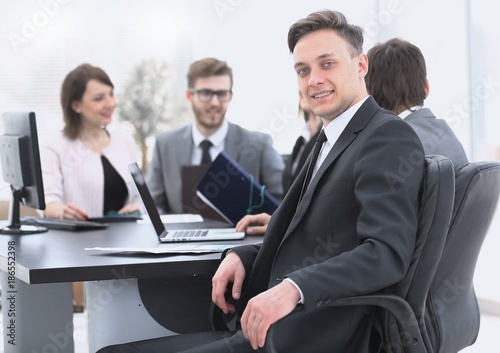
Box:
[181,165,226,223]
[128,163,166,237]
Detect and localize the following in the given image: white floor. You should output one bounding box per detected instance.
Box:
[0,307,499,352]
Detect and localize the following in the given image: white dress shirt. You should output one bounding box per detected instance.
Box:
[191,120,228,164]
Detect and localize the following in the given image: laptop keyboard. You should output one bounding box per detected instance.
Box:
[171,230,209,238]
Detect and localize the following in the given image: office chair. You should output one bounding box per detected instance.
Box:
[425,161,500,353]
[211,155,456,353]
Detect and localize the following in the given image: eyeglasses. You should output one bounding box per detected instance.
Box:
[189,88,232,102]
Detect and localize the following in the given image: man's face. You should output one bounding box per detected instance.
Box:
[186,75,232,132]
[293,29,367,124]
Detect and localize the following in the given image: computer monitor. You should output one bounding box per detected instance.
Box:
[0,111,47,234]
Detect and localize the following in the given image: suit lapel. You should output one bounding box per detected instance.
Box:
[222,123,240,160]
[282,97,381,239]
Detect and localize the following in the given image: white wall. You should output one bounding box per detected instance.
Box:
[375,0,472,157]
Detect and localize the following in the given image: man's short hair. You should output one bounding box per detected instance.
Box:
[287,9,364,57]
[187,57,233,88]
[366,38,427,112]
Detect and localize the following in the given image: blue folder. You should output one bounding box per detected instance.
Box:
[196,151,280,225]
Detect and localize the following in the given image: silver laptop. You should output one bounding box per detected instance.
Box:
[128,163,245,242]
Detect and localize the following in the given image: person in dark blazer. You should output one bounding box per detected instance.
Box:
[147,57,285,214]
[366,37,469,168]
[98,10,425,353]
[282,90,322,193]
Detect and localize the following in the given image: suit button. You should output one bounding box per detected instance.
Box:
[316,300,324,307]
[324,297,331,304]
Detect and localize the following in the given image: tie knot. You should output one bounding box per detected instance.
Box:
[316,130,327,144]
[200,140,213,150]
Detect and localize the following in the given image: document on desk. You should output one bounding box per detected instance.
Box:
[84,243,232,254]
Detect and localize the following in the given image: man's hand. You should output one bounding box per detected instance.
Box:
[240,280,300,350]
[235,213,271,235]
[211,251,246,314]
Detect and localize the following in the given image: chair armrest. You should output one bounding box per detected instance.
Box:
[265,294,427,353]
[210,302,231,331]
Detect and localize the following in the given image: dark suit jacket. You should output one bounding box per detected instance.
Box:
[232,97,425,352]
[146,122,285,214]
[404,108,468,169]
[282,130,320,193]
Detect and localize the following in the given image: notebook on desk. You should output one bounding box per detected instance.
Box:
[87,214,143,223]
[128,163,244,242]
[196,151,280,225]
[21,217,108,231]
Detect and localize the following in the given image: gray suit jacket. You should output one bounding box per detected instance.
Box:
[405,108,468,168]
[232,97,425,352]
[146,122,285,214]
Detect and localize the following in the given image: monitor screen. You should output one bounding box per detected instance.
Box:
[0,111,47,234]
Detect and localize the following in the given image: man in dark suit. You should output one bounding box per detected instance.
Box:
[147,57,285,214]
[366,38,468,168]
[99,9,425,353]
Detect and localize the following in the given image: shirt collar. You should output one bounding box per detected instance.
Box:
[191,120,228,148]
[322,95,369,146]
[399,106,423,119]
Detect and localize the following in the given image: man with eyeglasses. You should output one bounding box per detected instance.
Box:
[146,57,285,215]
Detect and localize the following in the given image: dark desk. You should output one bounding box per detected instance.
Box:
[0,220,261,352]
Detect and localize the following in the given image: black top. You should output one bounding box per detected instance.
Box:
[282,130,321,193]
[101,155,128,215]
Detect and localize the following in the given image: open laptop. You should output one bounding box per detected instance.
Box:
[128,163,244,242]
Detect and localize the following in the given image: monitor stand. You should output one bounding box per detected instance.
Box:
[0,187,47,235]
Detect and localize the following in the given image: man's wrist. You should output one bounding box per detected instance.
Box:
[283,278,304,304]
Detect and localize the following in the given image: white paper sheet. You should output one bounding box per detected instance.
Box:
[84,243,232,254]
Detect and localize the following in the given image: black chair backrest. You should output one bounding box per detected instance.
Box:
[425,161,500,353]
[381,155,455,353]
